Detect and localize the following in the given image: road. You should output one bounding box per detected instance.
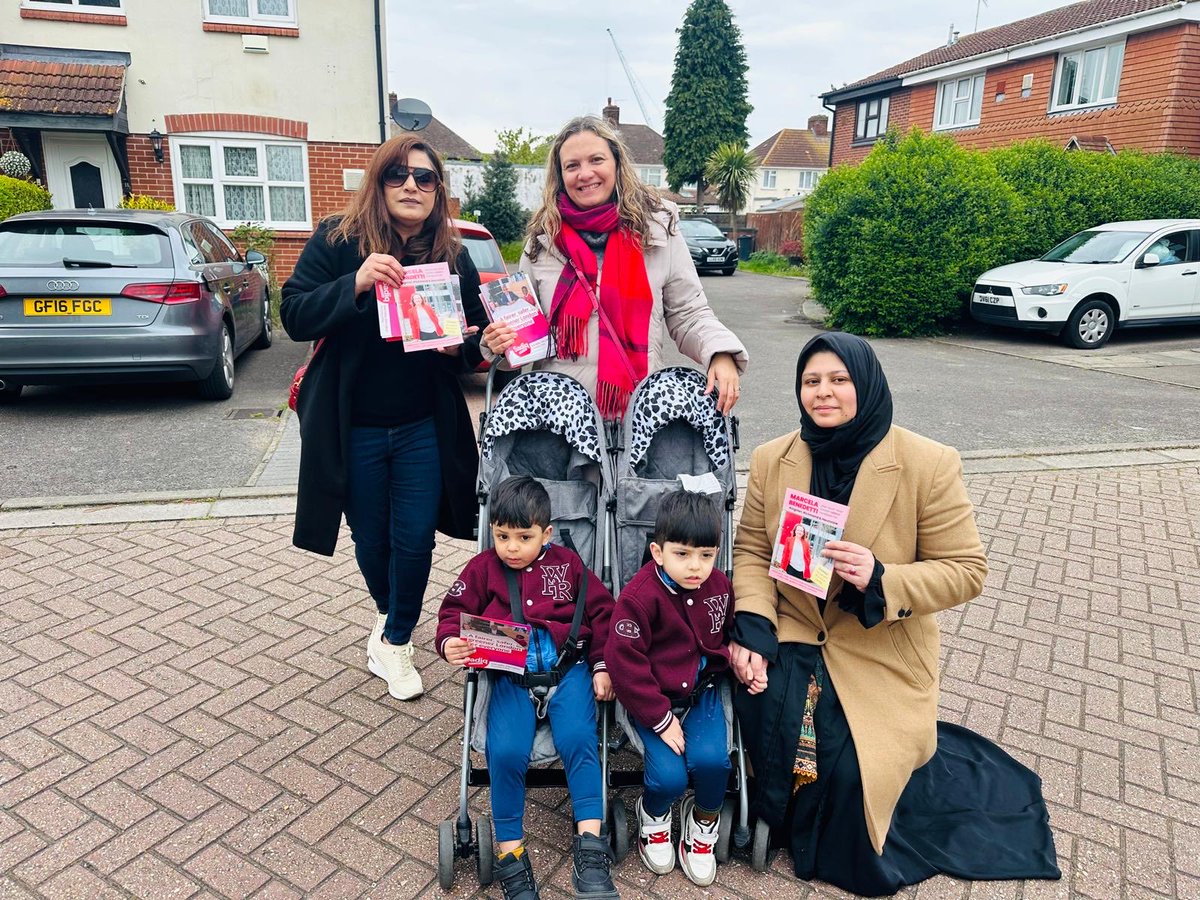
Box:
[0,335,310,501]
[4,269,1199,502]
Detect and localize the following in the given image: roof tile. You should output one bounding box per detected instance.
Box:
[750,128,831,168]
[0,58,125,116]
[836,0,1183,93]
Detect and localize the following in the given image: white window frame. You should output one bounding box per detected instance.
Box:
[762,169,777,189]
[934,74,986,130]
[1051,39,1125,112]
[169,134,311,230]
[854,95,889,142]
[638,166,663,188]
[22,0,125,14]
[202,0,297,28]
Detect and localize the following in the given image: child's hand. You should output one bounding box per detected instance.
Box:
[592,671,614,701]
[747,670,768,695]
[444,637,474,666]
[660,715,685,756]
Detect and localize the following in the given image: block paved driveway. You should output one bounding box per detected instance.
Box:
[0,462,1197,899]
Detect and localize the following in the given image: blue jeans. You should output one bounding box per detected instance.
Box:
[344,418,441,645]
[485,663,603,843]
[634,685,731,817]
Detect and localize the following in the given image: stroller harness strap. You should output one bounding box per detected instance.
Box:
[503,563,589,693]
[669,666,724,717]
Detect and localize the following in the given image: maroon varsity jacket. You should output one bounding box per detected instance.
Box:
[607,562,734,734]
[435,543,614,672]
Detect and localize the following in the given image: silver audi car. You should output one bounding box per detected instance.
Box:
[0,209,272,401]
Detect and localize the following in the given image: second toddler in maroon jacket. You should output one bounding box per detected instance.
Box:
[607,490,734,889]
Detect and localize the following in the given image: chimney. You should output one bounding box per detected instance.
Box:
[602,98,620,127]
[388,91,397,106]
[808,114,828,136]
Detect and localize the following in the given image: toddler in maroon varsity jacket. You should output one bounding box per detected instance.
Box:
[435,476,619,900]
[607,489,733,887]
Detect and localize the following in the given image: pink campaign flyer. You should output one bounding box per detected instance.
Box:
[479,272,550,366]
[459,613,530,675]
[769,489,850,600]
[375,262,466,351]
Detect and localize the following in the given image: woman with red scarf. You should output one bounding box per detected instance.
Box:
[482,116,747,420]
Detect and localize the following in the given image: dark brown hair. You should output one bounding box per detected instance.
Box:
[328,135,461,267]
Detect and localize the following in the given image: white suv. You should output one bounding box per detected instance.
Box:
[970,219,1200,348]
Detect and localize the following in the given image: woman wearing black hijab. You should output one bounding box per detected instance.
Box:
[728,333,1059,896]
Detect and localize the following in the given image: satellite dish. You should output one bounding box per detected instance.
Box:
[391,97,432,132]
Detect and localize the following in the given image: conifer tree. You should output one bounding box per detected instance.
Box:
[663,0,752,203]
[473,154,526,244]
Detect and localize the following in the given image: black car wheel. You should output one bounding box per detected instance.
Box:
[722,265,737,276]
[198,321,235,400]
[1063,298,1115,349]
[0,382,22,402]
[251,295,273,350]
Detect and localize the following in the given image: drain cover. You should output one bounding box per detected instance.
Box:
[225,408,281,420]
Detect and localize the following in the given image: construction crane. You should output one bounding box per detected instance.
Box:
[606,28,663,130]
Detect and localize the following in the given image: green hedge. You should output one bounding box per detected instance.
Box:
[804,131,1200,336]
[805,130,1020,336]
[0,174,52,222]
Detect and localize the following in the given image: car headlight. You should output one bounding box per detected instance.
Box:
[1020,283,1069,296]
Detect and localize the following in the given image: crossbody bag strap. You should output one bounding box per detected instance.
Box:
[565,257,639,389]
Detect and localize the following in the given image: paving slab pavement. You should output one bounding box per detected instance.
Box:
[1,458,1197,899]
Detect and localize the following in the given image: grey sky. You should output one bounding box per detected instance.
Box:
[386,0,1067,153]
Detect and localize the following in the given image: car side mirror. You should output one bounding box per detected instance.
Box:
[245,249,267,266]
[1139,252,1161,268]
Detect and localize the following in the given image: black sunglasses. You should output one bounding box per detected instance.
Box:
[381,164,439,191]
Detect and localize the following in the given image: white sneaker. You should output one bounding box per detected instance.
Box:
[636,796,675,875]
[366,613,386,667]
[367,638,424,700]
[678,796,718,887]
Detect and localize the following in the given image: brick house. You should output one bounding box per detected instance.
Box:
[821,0,1200,167]
[0,0,390,278]
[748,115,831,211]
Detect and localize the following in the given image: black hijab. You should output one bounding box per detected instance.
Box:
[796,332,893,505]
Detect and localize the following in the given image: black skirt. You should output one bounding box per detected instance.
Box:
[735,643,1061,897]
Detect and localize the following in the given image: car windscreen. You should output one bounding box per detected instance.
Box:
[461,233,505,273]
[1040,230,1150,264]
[0,222,173,268]
[678,220,726,239]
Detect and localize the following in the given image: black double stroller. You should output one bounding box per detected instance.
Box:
[437,366,762,891]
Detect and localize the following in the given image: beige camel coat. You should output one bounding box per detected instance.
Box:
[490,201,747,395]
[733,425,987,854]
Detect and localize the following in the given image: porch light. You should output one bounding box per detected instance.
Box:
[148,128,164,164]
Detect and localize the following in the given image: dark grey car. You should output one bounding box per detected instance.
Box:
[0,209,271,401]
[679,218,738,275]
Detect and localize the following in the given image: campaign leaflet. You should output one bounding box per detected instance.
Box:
[479,272,550,366]
[375,262,466,351]
[769,488,850,600]
[459,612,530,675]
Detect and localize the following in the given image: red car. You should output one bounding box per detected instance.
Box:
[455,219,507,284]
[454,219,510,370]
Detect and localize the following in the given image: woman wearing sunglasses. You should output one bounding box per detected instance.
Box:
[482,115,747,421]
[281,136,488,702]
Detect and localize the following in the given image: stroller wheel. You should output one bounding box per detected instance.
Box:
[437,819,456,890]
[475,815,494,885]
[608,797,630,862]
[751,818,772,872]
[715,796,735,863]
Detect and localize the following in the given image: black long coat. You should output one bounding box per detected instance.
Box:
[280,219,488,556]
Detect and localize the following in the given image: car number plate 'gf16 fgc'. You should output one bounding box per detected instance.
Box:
[24,298,112,316]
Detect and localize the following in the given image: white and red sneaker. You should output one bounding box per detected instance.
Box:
[636,796,675,874]
[678,796,718,886]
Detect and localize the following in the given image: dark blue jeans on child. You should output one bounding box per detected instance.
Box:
[633,684,730,816]
[486,648,603,843]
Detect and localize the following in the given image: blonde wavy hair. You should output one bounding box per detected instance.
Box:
[327,136,461,267]
[525,115,671,261]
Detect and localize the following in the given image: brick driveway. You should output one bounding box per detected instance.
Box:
[1,462,1197,899]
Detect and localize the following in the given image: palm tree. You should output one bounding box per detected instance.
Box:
[704,142,759,240]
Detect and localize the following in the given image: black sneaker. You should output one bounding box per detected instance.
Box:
[571,833,619,899]
[494,849,540,900]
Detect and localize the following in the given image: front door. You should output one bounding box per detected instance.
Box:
[41,133,122,210]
